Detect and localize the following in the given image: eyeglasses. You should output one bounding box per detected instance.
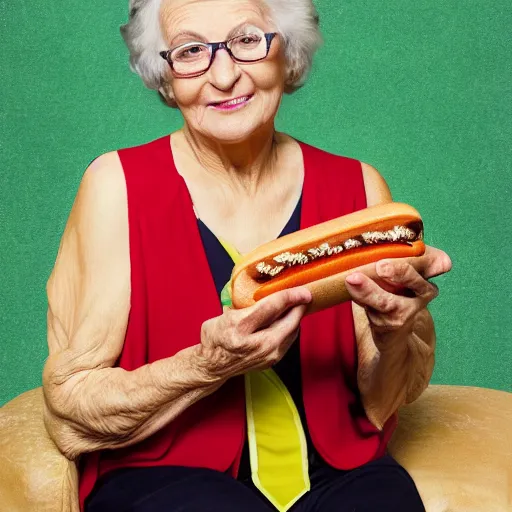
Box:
[160,29,277,78]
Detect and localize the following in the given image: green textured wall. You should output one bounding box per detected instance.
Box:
[1,1,511,406]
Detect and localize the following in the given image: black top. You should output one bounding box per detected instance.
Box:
[196,193,327,481]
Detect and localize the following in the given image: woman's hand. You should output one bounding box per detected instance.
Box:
[345,245,452,350]
[196,288,312,381]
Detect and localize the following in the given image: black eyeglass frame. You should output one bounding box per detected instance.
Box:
[159,32,277,78]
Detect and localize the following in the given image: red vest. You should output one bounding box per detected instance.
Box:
[78,134,397,510]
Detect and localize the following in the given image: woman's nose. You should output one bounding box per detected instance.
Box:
[208,49,241,91]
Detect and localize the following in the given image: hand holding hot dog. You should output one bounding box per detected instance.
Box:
[221,202,451,357]
[345,245,452,349]
[196,287,312,382]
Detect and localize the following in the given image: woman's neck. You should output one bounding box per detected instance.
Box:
[180,122,281,198]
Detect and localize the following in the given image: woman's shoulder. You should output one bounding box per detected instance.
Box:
[85,133,176,191]
[284,135,392,205]
[82,152,125,191]
[83,134,172,178]
[73,154,128,233]
[287,135,370,176]
[115,133,171,157]
[287,136,359,164]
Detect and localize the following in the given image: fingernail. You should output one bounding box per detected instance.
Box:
[298,288,313,302]
[303,290,313,302]
[346,273,363,286]
[444,255,453,272]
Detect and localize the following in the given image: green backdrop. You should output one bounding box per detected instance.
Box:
[1,0,511,406]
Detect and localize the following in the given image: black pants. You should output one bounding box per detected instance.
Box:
[86,455,425,512]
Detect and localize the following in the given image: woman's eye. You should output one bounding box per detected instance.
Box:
[182,46,202,56]
[239,34,261,45]
[175,45,207,60]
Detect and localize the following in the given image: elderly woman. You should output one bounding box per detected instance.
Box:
[42,0,451,511]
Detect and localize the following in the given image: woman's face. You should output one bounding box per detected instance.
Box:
[160,0,286,143]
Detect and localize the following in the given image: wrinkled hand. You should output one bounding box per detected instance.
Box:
[197,288,312,382]
[345,245,452,348]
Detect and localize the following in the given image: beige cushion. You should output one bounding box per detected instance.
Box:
[0,388,78,512]
[0,385,510,512]
[389,386,512,512]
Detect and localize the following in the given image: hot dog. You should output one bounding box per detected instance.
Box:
[230,202,425,314]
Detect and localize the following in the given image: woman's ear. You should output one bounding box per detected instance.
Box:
[283,63,304,94]
[158,82,178,108]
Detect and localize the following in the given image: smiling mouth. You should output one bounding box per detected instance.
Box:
[208,95,254,110]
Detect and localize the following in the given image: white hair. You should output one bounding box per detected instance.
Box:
[120,0,322,105]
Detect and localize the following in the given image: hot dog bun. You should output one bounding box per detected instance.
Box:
[230,202,425,314]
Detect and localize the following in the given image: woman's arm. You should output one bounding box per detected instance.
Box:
[352,296,436,429]
[42,153,224,460]
[43,153,313,460]
[351,163,444,429]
